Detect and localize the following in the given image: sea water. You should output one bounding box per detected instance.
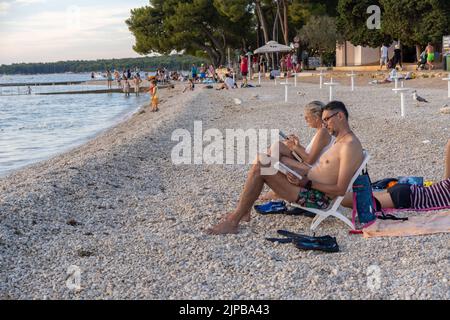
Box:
[0,73,149,176]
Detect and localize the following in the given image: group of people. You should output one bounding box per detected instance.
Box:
[207,100,450,235]
[418,43,436,70]
[380,42,436,71]
[191,63,217,82]
[279,52,300,74]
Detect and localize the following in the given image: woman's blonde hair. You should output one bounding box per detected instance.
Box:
[304,101,325,118]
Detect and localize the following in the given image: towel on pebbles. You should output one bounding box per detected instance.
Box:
[363,211,450,238]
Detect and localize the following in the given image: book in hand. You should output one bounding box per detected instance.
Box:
[274,161,303,180]
[279,130,303,163]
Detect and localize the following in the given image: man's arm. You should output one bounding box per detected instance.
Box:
[308,143,362,196]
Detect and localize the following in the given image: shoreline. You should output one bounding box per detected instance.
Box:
[0,92,151,179]
[0,79,449,299]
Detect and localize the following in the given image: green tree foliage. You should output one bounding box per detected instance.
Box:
[381,0,450,49]
[126,0,254,67]
[299,16,341,65]
[337,0,449,53]
[337,0,390,47]
[0,55,208,75]
[289,0,338,30]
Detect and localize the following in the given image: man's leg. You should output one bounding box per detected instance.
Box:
[259,142,294,200]
[207,154,301,235]
[445,139,450,179]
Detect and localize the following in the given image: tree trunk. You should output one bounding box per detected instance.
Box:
[255,0,270,43]
[282,0,289,45]
[276,1,285,43]
[416,44,422,63]
[273,3,279,41]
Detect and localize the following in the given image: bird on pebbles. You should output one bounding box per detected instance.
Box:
[412,90,429,102]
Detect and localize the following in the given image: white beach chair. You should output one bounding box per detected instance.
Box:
[290,150,370,231]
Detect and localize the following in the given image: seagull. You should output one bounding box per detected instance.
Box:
[412,90,429,103]
[233,98,242,105]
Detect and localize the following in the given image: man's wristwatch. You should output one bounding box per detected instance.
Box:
[305,180,313,190]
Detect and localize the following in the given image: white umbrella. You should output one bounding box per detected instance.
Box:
[254,40,293,54]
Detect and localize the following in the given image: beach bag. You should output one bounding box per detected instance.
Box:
[352,169,378,226]
[352,171,408,232]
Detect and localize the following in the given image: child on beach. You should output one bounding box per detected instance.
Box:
[149,79,159,112]
[182,78,195,93]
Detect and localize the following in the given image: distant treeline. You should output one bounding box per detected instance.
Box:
[0,55,209,74]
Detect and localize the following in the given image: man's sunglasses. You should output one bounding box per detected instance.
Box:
[322,112,339,123]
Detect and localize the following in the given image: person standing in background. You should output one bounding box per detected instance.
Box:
[106,70,113,89]
[425,42,435,70]
[393,44,402,70]
[240,55,248,78]
[133,75,141,96]
[149,79,159,112]
[380,44,389,70]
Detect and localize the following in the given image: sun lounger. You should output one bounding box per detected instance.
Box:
[290,150,370,231]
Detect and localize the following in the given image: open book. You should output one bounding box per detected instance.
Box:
[273,161,303,180]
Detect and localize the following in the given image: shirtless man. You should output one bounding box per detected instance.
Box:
[425,43,434,70]
[207,101,364,235]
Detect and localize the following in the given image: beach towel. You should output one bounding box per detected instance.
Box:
[362,211,450,238]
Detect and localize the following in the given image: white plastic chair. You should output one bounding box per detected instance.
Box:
[290,150,370,231]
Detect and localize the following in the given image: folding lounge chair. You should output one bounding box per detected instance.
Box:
[290,150,370,231]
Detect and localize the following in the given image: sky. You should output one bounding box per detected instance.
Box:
[0,0,150,65]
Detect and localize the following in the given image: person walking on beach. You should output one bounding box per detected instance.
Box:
[149,79,159,112]
[380,44,389,70]
[191,64,198,81]
[392,44,402,70]
[207,101,363,235]
[426,42,435,70]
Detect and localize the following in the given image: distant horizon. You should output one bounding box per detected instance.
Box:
[0,54,164,67]
[0,0,149,65]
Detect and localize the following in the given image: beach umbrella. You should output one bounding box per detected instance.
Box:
[254,41,292,71]
[254,41,293,54]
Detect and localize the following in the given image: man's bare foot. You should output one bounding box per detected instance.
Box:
[207,213,239,235]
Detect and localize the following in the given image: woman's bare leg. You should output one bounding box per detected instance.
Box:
[342,191,395,209]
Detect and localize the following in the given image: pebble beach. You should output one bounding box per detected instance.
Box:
[0,74,449,299]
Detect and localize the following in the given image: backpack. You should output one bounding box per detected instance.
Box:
[352,169,407,230]
[352,169,378,226]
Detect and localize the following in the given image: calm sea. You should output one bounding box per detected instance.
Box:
[0,73,148,176]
